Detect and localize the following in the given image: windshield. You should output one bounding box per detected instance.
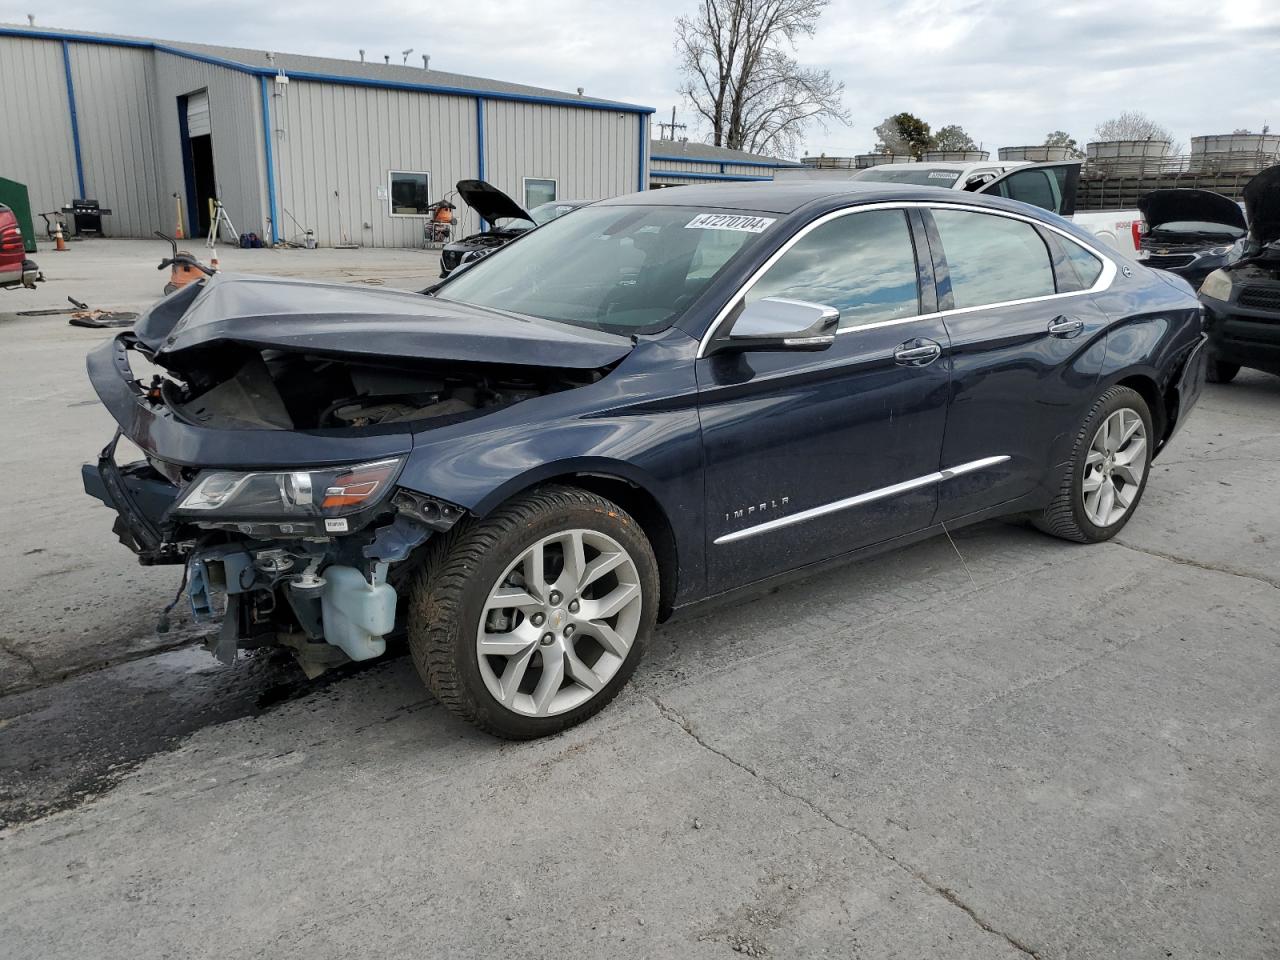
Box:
[1148,220,1245,238]
[436,205,771,333]
[530,201,582,225]
[852,167,961,187]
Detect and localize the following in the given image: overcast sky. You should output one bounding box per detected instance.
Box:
[10,0,1280,158]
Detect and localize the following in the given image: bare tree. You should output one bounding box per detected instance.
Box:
[675,0,850,157]
[1094,111,1182,153]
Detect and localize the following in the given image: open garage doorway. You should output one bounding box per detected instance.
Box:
[178,91,216,238]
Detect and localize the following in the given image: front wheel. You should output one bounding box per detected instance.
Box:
[1036,385,1153,543]
[1206,359,1240,384]
[408,485,658,739]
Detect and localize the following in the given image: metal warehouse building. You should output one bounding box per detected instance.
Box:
[649,140,800,188]
[0,24,652,247]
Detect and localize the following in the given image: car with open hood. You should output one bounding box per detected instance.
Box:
[439,179,590,277]
[1136,188,1247,288]
[83,181,1207,739]
[1197,164,1280,382]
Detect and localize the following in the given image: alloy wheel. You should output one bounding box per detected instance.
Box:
[1081,407,1148,527]
[476,529,643,717]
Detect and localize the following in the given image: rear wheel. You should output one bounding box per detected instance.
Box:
[1036,385,1153,543]
[408,485,658,739]
[1206,359,1239,384]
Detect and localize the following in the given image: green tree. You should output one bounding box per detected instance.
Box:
[874,112,933,159]
[1044,130,1084,158]
[933,124,977,152]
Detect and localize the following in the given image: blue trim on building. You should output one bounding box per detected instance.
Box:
[651,170,773,182]
[637,115,647,192]
[259,77,280,245]
[1,27,655,115]
[60,40,86,198]
[650,153,794,170]
[475,97,487,231]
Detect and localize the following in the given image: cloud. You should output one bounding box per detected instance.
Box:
[11,0,1279,159]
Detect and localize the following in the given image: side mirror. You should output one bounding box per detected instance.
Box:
[712,297,839,354]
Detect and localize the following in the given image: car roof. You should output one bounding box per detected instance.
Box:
[857,160,1026,174]
[598,180,1017,215]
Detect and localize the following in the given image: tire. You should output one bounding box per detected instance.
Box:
[408,485,659,739]
[1205,359,1239,384]
[1036,385,1153,543]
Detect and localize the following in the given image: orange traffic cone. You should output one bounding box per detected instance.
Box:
[54,222,67,252]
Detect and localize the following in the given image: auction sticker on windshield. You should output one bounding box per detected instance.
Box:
[685,213,777,233]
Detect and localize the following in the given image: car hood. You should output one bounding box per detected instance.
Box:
[1244,164,1280,246]
[456,179,533,225]
[134,274,634,370]
[1138,189,1246,232]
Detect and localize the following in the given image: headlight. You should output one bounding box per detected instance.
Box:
[1205,245,1234,257]
[176,457,404,525]
[1199,269,1234,301]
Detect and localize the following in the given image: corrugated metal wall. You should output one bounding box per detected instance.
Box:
[0,36,79,222]
[2,30,652,247]
[67,43,163,236]
[271,80,479,247]
[152,52,266,240]
[484,102,644,207]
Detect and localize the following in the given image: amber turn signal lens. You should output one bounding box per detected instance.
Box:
[321,459,400,509]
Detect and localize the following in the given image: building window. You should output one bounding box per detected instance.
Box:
[388,171,432,216]
[523,177,557,210]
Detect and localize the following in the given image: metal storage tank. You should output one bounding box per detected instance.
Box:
[922,150,989,161]
[998,145,1072,161]
[1086,139,1172,177]
[1189,134,1280,174]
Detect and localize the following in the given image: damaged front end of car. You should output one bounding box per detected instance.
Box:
[82,273,628,676]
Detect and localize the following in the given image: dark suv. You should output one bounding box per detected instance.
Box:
[1197,164,1280,381]
[84,182,1206,738]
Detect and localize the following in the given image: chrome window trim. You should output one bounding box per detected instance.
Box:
[713,456,1011,545]
[695,201,1117,358]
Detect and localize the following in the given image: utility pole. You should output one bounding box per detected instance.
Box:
[657,106,687,142]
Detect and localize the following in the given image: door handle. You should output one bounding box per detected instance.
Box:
[893,339,942,366]
[1047,315,1085,338]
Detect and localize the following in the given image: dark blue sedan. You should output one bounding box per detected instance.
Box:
[85,182,1207,738]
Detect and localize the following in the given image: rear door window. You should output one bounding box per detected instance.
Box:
[932,209,1056,308]
[745,209,921,329]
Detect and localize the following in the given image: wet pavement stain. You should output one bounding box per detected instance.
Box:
[0,642,408,828]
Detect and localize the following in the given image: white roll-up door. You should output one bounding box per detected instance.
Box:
[186,91,211,137]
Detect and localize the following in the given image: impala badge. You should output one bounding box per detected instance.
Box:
[726,497,790,523]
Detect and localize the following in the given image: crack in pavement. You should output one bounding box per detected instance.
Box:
[648,695,1041,959]
[1111,539,1280,591]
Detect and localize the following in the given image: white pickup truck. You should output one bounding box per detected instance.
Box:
[773,160,1136,253]
[845,160,1141,253]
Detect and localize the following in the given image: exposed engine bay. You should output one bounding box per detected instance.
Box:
[154,347,602,433]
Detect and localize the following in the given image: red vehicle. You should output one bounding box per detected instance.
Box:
[0,203,40,290]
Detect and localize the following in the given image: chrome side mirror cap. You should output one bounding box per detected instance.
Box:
[712,297,840,355]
